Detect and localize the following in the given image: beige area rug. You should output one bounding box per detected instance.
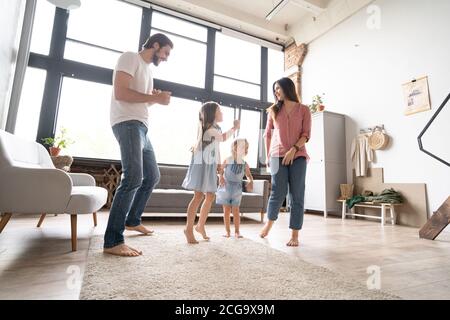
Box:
[80,231,399,300]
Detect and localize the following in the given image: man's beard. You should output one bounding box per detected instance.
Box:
[152,50,161,66]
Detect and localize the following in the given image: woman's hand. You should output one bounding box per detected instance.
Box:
[282,147,297,166]
[233,119,240,130]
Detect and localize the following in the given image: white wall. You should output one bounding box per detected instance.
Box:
[301,0,450,219]
[0,0,25,130]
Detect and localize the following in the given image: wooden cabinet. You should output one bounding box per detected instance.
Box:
[304,111,347,217]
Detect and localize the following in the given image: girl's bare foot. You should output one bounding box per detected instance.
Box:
[235,232,243,238]
[104,244,142,257]
[260,221,274,238]
[287,238,299,247]
[194,225,210,240]
[184,229,199,244]
[125,224,154,235]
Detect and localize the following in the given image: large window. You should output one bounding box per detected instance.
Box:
[150,12,207,88]
[267,48,285,102]
[22,1,275,168]
[64,0,141,68]
[14,68,47,141]
[55,77,120,160]
[214,32,261,100]
[148,97,201,165]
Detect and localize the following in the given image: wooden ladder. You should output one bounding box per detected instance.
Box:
[419,196,450,240]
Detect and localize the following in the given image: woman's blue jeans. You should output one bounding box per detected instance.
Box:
[267,156,307,230]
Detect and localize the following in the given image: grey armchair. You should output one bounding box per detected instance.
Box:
[0,130,107,251]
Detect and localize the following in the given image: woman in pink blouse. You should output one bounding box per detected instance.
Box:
[260,77,312,247]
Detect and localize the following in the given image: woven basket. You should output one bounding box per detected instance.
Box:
[369,128,389,150]
[339,184,354,200]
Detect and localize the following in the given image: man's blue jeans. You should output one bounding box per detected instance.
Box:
[104,120,160,249]
[267,157,307,230]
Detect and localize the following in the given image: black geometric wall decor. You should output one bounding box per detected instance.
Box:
[418,92,450,167]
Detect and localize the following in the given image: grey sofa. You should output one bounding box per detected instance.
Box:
[144,166,269,222]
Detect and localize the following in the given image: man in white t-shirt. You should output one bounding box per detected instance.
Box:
[104,33,173,257]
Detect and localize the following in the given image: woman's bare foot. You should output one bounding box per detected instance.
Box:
[184,229,199,244]
[103,244,142,257]
[260,221,274,238]
[287,238,299,247]
[125,224,154,235]
[194,225,210,240]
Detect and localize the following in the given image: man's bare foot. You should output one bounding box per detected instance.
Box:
[223,232,231,238]
[260,221,274,238]
[125,224,154,235]
[126,245,143,255]
[104,244,142,257]
[194,225,210,240]
[184,229,199,244]
[287,238,299,247]
[235,232,243,238]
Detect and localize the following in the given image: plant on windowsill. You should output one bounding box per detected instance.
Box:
[41,128,74,157]
[309,94,326,114]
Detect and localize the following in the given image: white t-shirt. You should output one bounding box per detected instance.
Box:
[110,51,153,127]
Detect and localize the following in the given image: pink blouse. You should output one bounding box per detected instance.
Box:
[264,103,312,160]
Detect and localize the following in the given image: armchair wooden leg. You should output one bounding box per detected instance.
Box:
[93,212,97,227]
[70,214,77,252]
[37,214,46,227]
[260,211,265,223]
[0,213,12,233]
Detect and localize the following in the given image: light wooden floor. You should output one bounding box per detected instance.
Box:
[0,211,449,300]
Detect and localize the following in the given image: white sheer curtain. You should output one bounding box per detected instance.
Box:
[4,0,35,132]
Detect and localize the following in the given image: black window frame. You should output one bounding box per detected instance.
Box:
[24,2,280,169]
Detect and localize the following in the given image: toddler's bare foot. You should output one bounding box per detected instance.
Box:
[125,224,154,235]
[103,244,142,257]
[235,232,243,238]
[184,229,199,244]
[223,232,231,238]
[194,225,210,240]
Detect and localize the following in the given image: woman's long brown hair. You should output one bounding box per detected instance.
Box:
[267,77,300,119]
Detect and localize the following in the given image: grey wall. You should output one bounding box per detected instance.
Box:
[0,0,26,130]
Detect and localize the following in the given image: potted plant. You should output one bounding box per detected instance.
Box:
[42,128,74,157]
[309,94,326,114]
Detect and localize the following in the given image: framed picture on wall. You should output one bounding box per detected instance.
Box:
[402,76,431,116]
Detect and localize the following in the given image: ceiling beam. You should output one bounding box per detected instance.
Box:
[290,0,329,15]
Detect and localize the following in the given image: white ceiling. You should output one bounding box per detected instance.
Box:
[142,0,367,46]
[203,0,312,26]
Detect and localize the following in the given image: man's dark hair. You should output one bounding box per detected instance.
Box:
[142,33,174,50]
